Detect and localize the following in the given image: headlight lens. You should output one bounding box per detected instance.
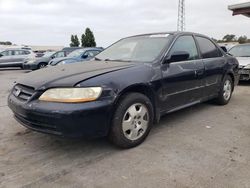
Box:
[58,61,66,65]
[39,87,102,103]
[244,64,250,69]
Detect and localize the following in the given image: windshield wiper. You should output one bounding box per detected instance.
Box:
[104,59,132,62]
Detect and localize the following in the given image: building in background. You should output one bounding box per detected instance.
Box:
[228,2,250,17]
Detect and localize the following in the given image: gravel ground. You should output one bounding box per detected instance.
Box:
[0,69,250,188]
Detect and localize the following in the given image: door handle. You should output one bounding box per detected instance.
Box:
[195,70,204,77]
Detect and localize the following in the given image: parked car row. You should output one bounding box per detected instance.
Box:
[23,51,68,70]
[8,32,239,148]
[0,47,103,70]
[48,48,103,67]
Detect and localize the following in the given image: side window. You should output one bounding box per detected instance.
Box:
[11,50,16,55]
[1,51,11,56]
[24,50,30,55]
[84,50,100,57]
[13,50,24,55]
[196,37,222,58]
[169,35,199,60]
[54,51,65,58]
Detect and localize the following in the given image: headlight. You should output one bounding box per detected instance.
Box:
[244,64,250,69]
[58,61,66,65]
[39,87,102,103]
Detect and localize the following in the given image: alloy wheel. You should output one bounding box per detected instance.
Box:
[122,103,149,141]
[223,80,232,101]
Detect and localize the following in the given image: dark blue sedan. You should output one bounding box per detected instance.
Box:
[48,47,103,66]
[8,32,239,148]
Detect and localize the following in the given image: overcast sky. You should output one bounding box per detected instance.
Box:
[0,0,249,47]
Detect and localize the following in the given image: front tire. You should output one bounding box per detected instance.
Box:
[215,75,233,105]
[38,63,47,69]
[109,93,154,148]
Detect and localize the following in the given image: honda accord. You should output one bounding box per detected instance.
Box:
[8,32,239,148]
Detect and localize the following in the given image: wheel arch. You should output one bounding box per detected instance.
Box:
[112,84,160,124]
[38,62,48,66]
[223,71,235,91]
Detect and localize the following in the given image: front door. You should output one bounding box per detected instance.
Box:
[160,35,205,112]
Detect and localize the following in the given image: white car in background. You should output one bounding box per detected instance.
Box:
[0,49,35,69]
[228,44,250,81]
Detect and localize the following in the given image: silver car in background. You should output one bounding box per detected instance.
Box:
[0,49,35,69]
[229,44,250,81]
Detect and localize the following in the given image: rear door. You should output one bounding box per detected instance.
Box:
[7,50,26,67]
[195,36,226,98]
[160,35,205,112]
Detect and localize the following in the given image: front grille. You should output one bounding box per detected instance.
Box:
[12,84,35,101]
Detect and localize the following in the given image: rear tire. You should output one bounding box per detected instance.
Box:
[109,93,154,148]
[215,75,233,105]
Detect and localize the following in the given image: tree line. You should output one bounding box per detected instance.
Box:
[70,27,96,47]
[0,41,12,45]
[213,34,250,44]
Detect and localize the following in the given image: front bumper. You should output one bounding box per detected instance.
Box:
[8,93,114,138]
[239,68,250,81]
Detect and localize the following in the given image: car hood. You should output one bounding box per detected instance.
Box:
[49,57,75,65]
[17,61,138,90]
[235,57,250,66]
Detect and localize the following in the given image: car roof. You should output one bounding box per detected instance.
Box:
[3,48,31,51]
[125,31,210,39]
[73,47,102,52]
[82,47,102,50]
[62,47,102,53]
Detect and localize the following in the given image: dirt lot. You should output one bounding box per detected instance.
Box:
[0,69,250,188]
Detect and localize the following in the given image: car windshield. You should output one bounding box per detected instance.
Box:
[68,49,85,58]
[95,34,171,62]
[43,52,54,57]
[229,45,250,57]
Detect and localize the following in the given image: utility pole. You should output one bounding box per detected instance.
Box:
[177,0,185,31]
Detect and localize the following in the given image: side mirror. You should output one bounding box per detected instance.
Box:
[220,46,227,53]
[0,54,3,58]
[165,51,190,63]
[82,54,88,59]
